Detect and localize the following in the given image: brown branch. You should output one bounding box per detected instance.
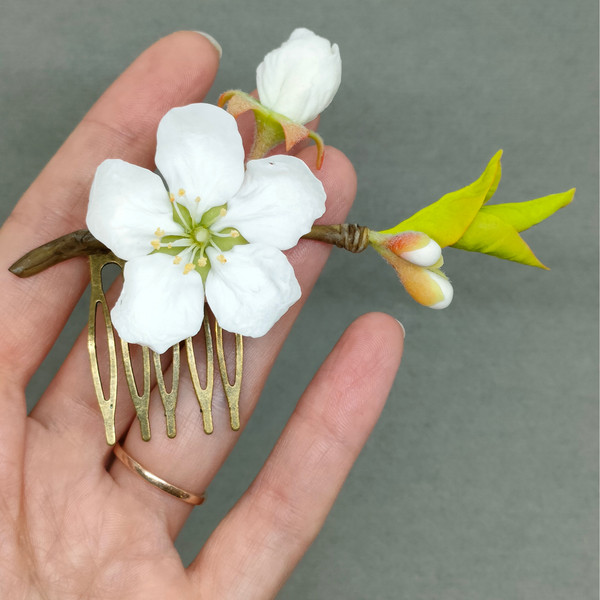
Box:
[9,230,110,278]
[302,224,370,253]
[8,223,371,279]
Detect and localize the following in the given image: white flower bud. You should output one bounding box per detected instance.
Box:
[400,238,442,267]
[427,272,454,309]
[256,28,342,124]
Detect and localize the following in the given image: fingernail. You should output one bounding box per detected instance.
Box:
[195,31,222,58]
[395,319,406,338]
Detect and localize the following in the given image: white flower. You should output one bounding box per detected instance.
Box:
[86,103,326,354]
[256,28,342,124]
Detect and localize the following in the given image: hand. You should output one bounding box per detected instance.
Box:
[0,32,403,599]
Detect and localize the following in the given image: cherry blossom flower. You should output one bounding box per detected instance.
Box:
[86,103,326,354]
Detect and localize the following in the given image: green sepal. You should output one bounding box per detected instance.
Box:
[160,235,184,245]
[172,202,194,230]
[200,204,227,228]
[380,150,503,247]
[214,229,248,252]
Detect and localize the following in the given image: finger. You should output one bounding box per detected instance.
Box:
[188,313,404,599]
[108,145,357,532]
[0,31,221,389]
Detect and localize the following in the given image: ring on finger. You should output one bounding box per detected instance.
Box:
[113,442,206,506]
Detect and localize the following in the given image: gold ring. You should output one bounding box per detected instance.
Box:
[113,442,206,506]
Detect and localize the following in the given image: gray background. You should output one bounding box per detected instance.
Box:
[1,0,597,598]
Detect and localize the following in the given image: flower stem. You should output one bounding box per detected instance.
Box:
[302,224,370,253]
[8,224,371,278]
[9,229,111,277]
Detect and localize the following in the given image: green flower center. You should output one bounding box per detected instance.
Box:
[150,192,247,281]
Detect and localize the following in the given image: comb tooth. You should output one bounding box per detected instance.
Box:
[153,345,180,438]
[86,254,245,441]
[185,318,215,434]
[88,254,122,446]
[121,342,151,441]
[214,322,243,431]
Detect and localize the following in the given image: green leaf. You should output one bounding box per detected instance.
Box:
[452,210,548,269]
[479,189,575,232]
[381,150,503,247]
[484,155,502,203]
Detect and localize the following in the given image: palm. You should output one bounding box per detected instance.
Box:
[0,32,403,599]
[11,417,191,598]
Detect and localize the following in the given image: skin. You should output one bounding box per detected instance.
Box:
[0,31,404,599]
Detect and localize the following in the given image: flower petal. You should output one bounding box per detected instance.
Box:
[205,244,301,337]
[111,253,205,354]
[86,159,178,261]
[427,272,454,309]
[215,155,326,250]
[256,28,342,124]
[155,104,245,217]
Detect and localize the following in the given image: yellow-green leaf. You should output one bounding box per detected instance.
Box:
[381,150,503,247]
[479,189,575,232]
[452,210,548,269]
[484,155,502,203]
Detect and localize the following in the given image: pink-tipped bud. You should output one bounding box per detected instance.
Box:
[383,231,442,266]
[397,261,454,309]
[369,230,453,309]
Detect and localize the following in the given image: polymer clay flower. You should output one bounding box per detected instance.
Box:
[86,103,326,354]
[219,28,341,167]
[256,27,342,124]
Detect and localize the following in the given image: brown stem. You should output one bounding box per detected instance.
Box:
[302,224,370,253]
[8,224,370,279]
[9,229,110,278]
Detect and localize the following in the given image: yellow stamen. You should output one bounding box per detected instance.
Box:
[150,239,161,250]
[183,263,194,274]
[219,208,227,217]
[217,254,227,264]
[230,230,240,238]
[173,256,182,265]
[197,257,207,267]
[194,196,201,203]
[169,193,175,203]
[178,188,185,196]
[154,227,165,238]
[167,243,173,249]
